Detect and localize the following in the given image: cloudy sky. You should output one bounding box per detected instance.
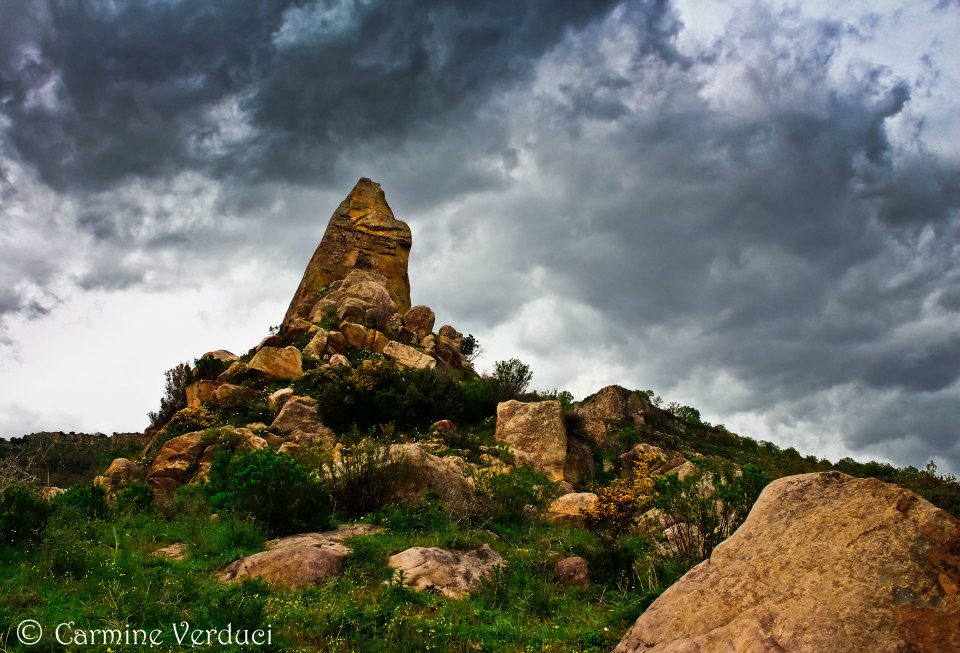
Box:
[1,0,958,473]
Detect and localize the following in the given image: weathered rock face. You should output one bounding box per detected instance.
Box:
[248,346,302,380]
[302,330,329,360]
[284,178,412,325]
[574,385,659,446]
[613,472,960,653]
[494,400,567,482]
[563,436,596,489]
[388,544,506,599]
[220,525,382,588]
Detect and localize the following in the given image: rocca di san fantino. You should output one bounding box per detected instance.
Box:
[48,179,960,651]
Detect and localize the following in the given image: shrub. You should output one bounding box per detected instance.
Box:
[156,406,216,442]
[321,441,414,519]
[0,486,49,546]
[471,466,558,526]
[207,449,331,536]
[51,484,108,523]
[193,356,229,381]
[148,362,193,429]
[650,460,769,568]
[294,362,496,432]
[113,480,154,514]
[582,454,661,547]
[487,358,533,402]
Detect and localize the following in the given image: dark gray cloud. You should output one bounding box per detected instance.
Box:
[1,0,958,472]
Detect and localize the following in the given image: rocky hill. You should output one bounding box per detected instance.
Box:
[1,178,958,652]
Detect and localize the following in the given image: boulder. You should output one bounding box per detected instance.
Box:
[217,361,248,383]
[256,334,283,350]
[185,380,217,408]
[387,443,473,510]
[613,472,960,653]
[494,400,567,482]
[267,387,294,412]
[574,385,660,446]
[336,297,368,323]
[221,525,382,588]
[248,346,302,380]
[270,396,330,437]
[328,353,350,368]
[278,428,336,455]
[150,543,188,561]
[147,432,207,493]
[382,340,436,369]
[39,486,66,500]
[339,322,388,353]
[547,492,598,525]
[200,349,239,364]
[284,317,317,341]
[388,544,506,599]
[402,305,436,341]
[213,383,259,405]
[94,457,139,493]
[325,331,347,355]
[302,329,329,360]
[437,324,462,349]
[433,334,465,368]
[283,178,412,324]
[553,556,590,588]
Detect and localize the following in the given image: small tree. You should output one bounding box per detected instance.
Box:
[581,453,661,547]
[148,362,193,429]
[488,358,533,402]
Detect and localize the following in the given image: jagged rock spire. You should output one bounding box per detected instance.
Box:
[283,178,412,325]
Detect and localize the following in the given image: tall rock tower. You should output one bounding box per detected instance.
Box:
[283,178,412,325]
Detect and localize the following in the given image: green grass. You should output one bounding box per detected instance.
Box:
[0,486,672,653]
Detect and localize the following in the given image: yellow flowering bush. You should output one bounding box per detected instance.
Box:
[580,453,662,546]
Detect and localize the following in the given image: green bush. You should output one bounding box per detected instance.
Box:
[487,358,533,402]
[51,484,108,523]
[207,448,332,536]
[113,480,154,514]
[472,466,558,526]
[294,361,496,432]
[322,440,414,519]
[0,486,50,546]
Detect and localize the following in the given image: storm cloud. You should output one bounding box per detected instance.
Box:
[1,0,958,473]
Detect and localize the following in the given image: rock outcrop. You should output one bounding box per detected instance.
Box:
[574,385,660,446]
[388,544,506,599]
[613,472,960,653]
[284,178,412,325]
[220,525,382,588]
[495,400,568,483]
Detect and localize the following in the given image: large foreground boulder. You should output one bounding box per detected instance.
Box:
[388,544,506,599]
[494,400,567,482]
[613,472,960,653]
[220,525,381,588]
